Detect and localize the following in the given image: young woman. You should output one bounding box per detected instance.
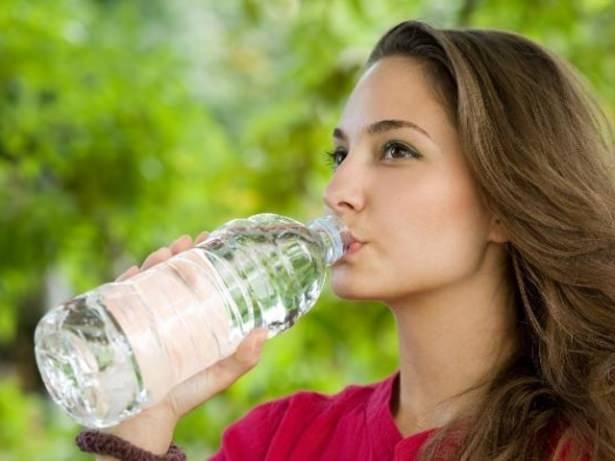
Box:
[77,20,614,460]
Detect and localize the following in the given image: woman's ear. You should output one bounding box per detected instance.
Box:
[488,216,509,244]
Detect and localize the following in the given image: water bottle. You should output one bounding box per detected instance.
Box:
[34,212,350,428]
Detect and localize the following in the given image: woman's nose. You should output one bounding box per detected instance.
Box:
[322,159,366,215]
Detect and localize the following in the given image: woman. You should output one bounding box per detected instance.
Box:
[77,20,614,460]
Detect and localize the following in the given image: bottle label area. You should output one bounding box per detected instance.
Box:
[104,249,240,402]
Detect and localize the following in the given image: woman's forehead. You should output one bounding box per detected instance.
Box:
[337,57,453,139]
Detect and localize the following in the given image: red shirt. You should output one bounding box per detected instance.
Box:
[210,372,434,460]
[209,372,589,460]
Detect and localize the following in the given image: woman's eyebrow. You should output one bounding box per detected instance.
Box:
[333,119,432,141]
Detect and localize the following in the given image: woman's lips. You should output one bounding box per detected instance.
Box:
[339,229,365,259]
[341,240,365,259]
[347,241,364,254]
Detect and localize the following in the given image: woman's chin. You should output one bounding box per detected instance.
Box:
[330,276,374,300]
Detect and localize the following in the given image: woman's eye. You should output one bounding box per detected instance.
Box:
[382,141,422,160]
[324,141,421,170]
[324,148,347,169]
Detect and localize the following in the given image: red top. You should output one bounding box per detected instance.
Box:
[209,372,589,460]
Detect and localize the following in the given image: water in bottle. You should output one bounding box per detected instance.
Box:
[34,213,350,428]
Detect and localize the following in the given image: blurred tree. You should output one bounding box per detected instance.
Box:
[0,0,186,390]
[0,1,252,458]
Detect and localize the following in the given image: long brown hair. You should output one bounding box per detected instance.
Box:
[367,20,615,460]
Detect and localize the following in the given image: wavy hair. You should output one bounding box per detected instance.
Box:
[367,20,615,460]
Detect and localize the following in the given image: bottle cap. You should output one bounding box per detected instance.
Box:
[307,213,350,265]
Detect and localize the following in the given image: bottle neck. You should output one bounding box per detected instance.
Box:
[307,214,350,266]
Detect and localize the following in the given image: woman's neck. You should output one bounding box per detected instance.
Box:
[387,248,518,436]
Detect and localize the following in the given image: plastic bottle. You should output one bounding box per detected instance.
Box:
[34,212,350,428]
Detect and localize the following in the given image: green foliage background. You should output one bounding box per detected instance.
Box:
[0,0,613,459]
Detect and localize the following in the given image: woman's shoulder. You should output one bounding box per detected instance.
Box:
[233,372,396,425]
[209,373,398,460]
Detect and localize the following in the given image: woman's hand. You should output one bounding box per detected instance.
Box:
[101,232,268,457]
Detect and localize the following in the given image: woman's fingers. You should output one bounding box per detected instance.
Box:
[195,231,209,245]
[170,234,193,255]
[140,247,173,270]
[116,265,140,282]
[115,233,201,282]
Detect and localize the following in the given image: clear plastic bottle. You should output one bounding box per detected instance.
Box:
[34,212,350,428]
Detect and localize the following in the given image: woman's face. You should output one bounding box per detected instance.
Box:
[324,56,501,304]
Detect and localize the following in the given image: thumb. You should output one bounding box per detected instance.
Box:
[167,328,269,418]
[208,327,269,392]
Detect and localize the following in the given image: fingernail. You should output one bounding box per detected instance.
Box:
[116,265,138,281]
[254,329,269,351]
[252,330,267,354]
[172,234,191,246]
[195,231,210,243]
